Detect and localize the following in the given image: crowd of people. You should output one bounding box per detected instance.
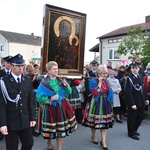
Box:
[0,54,149,150]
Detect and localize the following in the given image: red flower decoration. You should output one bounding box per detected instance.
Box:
[74,80,82,86]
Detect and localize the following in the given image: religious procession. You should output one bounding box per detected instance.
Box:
[0,53,150,150]
[0,4,150,150]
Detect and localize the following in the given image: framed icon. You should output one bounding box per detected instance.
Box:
[40,4,86,78]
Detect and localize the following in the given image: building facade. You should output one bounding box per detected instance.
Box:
[90,15,150,68]
[0,30,41,66]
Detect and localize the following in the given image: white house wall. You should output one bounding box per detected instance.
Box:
[100,35,131,68]
[9,43,41,64]
[0,34,9,57]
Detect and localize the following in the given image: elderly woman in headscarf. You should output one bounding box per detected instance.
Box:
[107,69,122,123]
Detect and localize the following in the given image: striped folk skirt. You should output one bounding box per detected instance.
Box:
[40,99,77,139]
[68,86,82,110]
[82,95,114,129]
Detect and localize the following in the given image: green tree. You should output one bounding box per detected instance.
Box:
[141,31,150,67]
[117,26,150,68]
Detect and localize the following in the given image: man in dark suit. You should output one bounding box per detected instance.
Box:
[84,60,99,108]
[125,62,149,140]
[0,54,36,150]
[107,61,113,70]
[0,55,12,78]
[0,55,12,141]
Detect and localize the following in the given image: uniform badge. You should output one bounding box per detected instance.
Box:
[10,78,14,82]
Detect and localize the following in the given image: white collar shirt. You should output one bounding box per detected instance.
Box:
[133,73,139,78]
[11,72,21,83]
[4,68,11,74]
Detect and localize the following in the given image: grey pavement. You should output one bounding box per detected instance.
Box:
[0,112,150,150]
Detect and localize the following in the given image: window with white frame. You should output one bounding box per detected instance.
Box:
[108,38,122,43]
[108,47,120,60]
[1,45,4,51]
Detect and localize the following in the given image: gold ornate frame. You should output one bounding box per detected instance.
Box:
[40,4,86,77]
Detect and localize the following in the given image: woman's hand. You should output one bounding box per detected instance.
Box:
[98,76,103,83]
[115,89,119,94]
[32,74,38,82]
[51,94,59,101]
[58,75,67,84]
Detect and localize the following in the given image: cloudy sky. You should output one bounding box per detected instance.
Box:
[0,0,150,63]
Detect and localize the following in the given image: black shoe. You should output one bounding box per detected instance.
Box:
[100,141,108,150]
[116,119,123,123]
[91,136,98,144]
[134,131,140,136]
[103,147,108,150]
[129,135,140,140]
[33,132,40,137]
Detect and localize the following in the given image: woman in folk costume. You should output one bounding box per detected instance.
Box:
[82,65,114,150]
[68,79,83,124]
[68,79,82,109]
[75,79,86,123]
[36,61,77,150]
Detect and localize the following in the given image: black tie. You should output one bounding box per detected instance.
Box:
[17,77,20,85]
[136,75,140,80]
[7,71,9,74]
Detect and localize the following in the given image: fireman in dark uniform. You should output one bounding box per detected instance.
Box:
[125,62,149,140]
[84,60,99,108]
[0,55,12,141]
[0,55,12,77]
[0,54,36,150]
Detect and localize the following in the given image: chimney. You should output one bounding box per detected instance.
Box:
[31,33,34,36]
[37,37,41,41]
[145,15,150,23]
